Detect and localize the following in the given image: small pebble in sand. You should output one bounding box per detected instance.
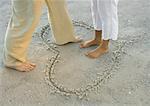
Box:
[128,91,132,95]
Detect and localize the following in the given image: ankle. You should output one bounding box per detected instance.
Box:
[94,38,102,43]
[101,40,109,50]
[95,30,102,42]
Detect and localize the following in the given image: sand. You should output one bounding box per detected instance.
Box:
[0,0,150,106]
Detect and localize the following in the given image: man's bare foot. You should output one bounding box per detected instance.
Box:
[80,39,101,48]
[85,46,109,59]
[6,62,36,72]
[71,36,83,43]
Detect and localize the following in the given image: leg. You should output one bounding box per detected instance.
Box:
[86,0,119,59]
[80,0,102,48]
[3,0,43,72]
[45,0,81,45]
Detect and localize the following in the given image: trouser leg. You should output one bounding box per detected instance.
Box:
[3,0,43,66]
[97,0,119,40]
[91,0,102,31]
[45,0,77,45]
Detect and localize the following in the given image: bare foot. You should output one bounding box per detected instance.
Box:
[80,39,101,48]
[6,62,36,72]
[85,46,109,59]
[71,36,83,43]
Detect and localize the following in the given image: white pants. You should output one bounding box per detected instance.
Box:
[91,0,119,40]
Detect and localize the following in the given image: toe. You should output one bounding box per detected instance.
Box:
[85,52,90,56]
[30,63,36,67]
[74,36,83,42]
[28,64,35,71]
[80,43,85,48]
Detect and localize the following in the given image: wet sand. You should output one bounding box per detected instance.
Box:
[0,0,150,106]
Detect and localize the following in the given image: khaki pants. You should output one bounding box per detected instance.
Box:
[3,0,76,67]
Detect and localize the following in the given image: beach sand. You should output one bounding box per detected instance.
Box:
[0,0,150,105]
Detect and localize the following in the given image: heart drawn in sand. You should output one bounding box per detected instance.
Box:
[39,21,128,100]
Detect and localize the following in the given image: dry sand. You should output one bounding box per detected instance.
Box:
[0,0,150,106]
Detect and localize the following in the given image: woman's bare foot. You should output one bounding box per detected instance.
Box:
[85,40,109,59]
[6,62,36,72]
[80,39,101,48]
[85,46,109,59]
